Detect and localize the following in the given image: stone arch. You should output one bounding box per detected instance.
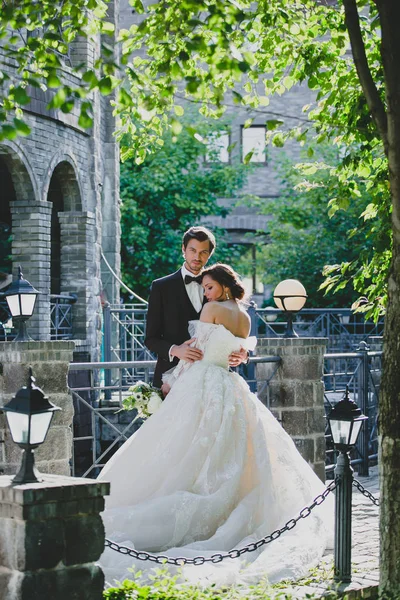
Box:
[0,158,14,276]
[0,141,39,202]
[0,141,49,339]
[46,159,83,296]
[44,153,83,211]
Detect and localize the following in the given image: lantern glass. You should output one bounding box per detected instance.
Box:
[20,293,37,317]
[349,419,363,446]
[330,418,352,446]
[6,294,21,317]
[6,412,30,444]
[6,411,53,445]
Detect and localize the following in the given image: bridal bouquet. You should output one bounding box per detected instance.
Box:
[121,381,163,419]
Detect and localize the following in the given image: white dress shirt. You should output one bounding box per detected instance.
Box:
[181,264,204,313]
[168,265,204,362]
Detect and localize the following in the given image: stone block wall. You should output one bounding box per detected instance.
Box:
[256,337,328,481]
[1,0,120,359]
[0,341,75,477]
[0,474,109,600]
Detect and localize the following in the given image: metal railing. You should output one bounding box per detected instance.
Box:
[69,355,281,478]
[102,304,384,362]
[50,293,77,340]
[324,343,381,477]
[102,304,153,364]
[69,344,380,479]
[0,294,77,340]
[250,306,384,351]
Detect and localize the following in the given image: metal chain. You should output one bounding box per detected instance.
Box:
[104,480,337,565]
[352,478,380,506]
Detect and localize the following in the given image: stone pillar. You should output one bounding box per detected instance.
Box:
[58,212,101,359]
[256,337,328,481]
[0,474,109,600]
[10,200,52,341]
[0,341,75,477]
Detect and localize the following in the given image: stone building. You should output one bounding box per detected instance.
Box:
[0,1,120,361]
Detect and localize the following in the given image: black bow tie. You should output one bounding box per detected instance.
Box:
[184,274,202,285]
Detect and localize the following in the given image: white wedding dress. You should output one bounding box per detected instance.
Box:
[98,321,333,587]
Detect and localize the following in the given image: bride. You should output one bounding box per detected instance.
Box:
[98,263,333,587]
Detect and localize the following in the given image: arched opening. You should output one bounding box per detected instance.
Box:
[47,170,64,295]
[0,157,14,277]
[47,160,81,295]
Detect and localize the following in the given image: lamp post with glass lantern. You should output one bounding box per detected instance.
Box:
[328,386,368,583]
[1,368,61,484]
[273,279,307,337]
[2,266,39,342]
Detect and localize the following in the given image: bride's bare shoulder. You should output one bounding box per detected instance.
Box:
[200,301,220,323]
[238,309,251,337]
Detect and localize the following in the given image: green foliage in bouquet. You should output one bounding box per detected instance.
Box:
[121,381,163,420]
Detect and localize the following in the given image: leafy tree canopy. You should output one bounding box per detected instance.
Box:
[120,111,249,298]
[0,1,390,315]
[240,147,378,308]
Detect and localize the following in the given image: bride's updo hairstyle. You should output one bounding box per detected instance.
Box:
[201,263,247,302]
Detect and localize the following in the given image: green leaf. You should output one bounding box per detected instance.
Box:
[78,110,93,129]
[243,150,254,164]
[48,88,67,109]
[12,86,30,105]
[266,119,283,131]
[13,118,31,136]
[170,118,182,135]
[173,105,184,117]
[98,76,112,94]
[47,72,61,88]
[272,133,285,147]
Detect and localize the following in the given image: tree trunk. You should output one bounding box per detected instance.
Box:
[375,1,400,596]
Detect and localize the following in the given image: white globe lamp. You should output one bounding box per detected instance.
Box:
[273,279,307,337]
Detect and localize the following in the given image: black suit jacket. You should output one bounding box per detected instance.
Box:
[145,269,204,387]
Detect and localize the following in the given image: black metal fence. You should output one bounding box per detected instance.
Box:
[0,293,76,340]
[249,306,384,352]
[69,355,281,478]
[324,343,381,477]
[102,304,384,360]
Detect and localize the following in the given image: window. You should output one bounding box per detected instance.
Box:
[205,132,230,163]
[241,126,266,163]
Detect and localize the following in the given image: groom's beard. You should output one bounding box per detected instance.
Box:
[184,260,204,275]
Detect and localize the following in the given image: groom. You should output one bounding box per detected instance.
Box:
[145,225,246,387]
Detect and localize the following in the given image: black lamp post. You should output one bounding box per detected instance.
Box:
[2,368,61,484]
[328,386,368,583]
[273,279,307,337]
[3,266,39,342]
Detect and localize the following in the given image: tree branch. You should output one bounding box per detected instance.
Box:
[342,0,388,153]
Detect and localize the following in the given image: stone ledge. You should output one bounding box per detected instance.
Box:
[0,475,110,504]
[0,341,75,351]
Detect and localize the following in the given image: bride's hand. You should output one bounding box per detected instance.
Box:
[171,338,203,362]
[228,347,248,367]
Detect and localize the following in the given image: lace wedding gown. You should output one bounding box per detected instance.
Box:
[98,321,333,587]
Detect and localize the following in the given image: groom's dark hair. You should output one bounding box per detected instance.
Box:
[182,226,216,255]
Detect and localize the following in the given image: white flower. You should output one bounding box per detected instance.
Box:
[147,392,163,414]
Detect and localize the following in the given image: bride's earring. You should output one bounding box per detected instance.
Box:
[226,291,230,300]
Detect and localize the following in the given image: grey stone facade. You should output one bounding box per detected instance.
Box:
[0,474,109,600]
[0,341,75,477]
[256,337,328,481]
[0,1,120,360]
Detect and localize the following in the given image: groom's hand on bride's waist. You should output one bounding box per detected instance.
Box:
[228,347,248,368]
[170,338,203,363]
